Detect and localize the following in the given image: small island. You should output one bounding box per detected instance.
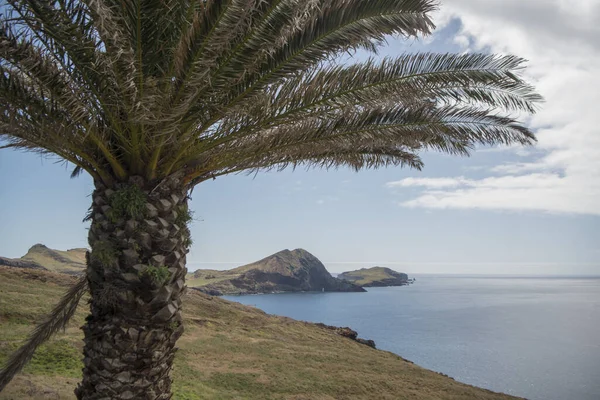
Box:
[338,266,412,287]
[189,249,366,295]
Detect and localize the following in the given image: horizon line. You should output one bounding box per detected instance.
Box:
[188,261,600,266]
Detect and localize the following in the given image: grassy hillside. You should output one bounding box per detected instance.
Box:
[0,267,519,399]
[19,244,86,275]
[185,269,241,288]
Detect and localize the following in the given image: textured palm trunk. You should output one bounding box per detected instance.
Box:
[75,176,190,400]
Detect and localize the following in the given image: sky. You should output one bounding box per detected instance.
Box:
[1,0,599,275]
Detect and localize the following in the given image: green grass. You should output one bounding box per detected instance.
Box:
[22,340,82,378]
[0,267,520,400]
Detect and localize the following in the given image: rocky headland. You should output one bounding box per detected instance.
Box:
[191,249,365,295]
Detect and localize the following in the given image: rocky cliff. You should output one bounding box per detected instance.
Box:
[194,249,365,295]
[0,256,46,270]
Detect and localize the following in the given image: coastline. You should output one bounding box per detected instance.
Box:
[0,267,521,400]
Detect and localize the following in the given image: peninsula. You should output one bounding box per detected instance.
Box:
[189,248,365,295]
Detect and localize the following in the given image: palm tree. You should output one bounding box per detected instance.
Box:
[0,0,541,398]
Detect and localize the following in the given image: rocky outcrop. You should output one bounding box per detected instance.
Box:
[0,256,47,270]
[314,323,376,349]
[338,267,410,287]
[198,249,365,295]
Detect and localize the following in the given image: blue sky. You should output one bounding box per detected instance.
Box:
[1,1,599,275]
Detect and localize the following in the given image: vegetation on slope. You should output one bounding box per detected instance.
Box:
[0,267,519,400]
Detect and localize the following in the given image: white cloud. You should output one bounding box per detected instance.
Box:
[391,0,600,215]
[397,173,599,215]
[387,176,471,189]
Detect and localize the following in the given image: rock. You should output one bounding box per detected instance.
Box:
[355,338,377,349]
[314,323,376,348]
[335,327,358,340]
[0,256,47,270]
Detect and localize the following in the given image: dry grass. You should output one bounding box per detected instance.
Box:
[185,272,240,288]
[0,267,520,399]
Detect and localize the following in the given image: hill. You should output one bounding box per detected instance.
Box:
[189,249,365,295]
[339,266,410,287]
[0,267,519,399]
[0,244,86,275]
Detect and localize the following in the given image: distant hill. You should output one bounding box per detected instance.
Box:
[338,267,410,287]
[190,249,366,295]
[0,244,86,275]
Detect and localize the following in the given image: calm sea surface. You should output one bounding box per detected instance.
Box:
[223,276,600,400]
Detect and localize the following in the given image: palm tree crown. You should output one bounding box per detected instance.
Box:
[1,0,541,188]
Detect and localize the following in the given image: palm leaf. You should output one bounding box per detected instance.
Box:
[0,275,88,392]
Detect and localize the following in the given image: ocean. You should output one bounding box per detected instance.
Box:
[223,275,600,400]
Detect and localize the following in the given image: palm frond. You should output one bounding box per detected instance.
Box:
[182,103,534,183]
[165,0,437,142]
[165,53,540,175]
[0,275,88,392]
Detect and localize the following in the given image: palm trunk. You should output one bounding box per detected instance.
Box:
[76,176,190,400]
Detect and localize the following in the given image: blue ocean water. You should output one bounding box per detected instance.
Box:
[223,276,600,400]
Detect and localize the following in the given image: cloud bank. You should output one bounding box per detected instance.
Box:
[389,0,600,216]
